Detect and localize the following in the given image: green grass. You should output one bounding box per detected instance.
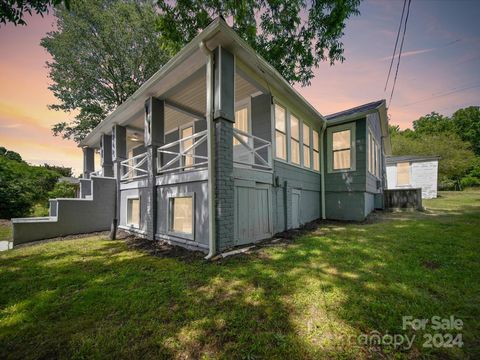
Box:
[1,191,479,359]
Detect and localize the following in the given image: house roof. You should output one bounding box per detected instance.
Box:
[386,155,441,165]
[326,100,385,121]
[325,99,392,155]
[80,18,326,148]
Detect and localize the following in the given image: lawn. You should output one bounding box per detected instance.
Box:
[0,191,479,359]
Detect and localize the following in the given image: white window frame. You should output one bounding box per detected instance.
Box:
[312,129,320,172]
[368,129,381,179]
[167,192,195,240]
[274,102,288,161]
[126,195,140,228]
[302,122,312,169]
[326,122,356,173]
[290,113,301,165]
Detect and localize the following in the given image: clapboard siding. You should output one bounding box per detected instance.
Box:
[366,112,384,194]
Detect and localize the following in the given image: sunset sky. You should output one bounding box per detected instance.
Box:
[1,0,479,175]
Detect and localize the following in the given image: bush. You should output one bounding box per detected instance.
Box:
[461,176,480,188]
[48,181,78,200]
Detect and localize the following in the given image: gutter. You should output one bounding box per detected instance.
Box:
[320,120,327,219]
[200,41,217,260]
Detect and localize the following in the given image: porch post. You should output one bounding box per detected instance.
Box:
[144,97,165,240]
[100,134,114,177]
[213,46,235,252]
[82,147,95,179]
[110,124,127,239]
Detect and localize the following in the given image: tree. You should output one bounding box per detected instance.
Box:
[0,146,23,162]
[42,0,171,142]
[451,106,480,156]
[43,163,73,177]
[157,0,361,86]
[412,112,453,136]
[43,0,361,143]
[0,0,68,26]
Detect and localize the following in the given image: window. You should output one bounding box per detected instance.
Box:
[290,115,300,165]
[234,107,249,146]
[313,129,320,171]
[181,125,194,169]
[303,123,311,168]
[332,130,351,170]
[397,162,410,186]
[170,196,194,236]
[368,131,381,178]
[275,104,287,160]
[127,198,140,228]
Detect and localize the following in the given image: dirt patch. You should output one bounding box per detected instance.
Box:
[0,219,11,227]
[422,260,441,270]
[124,236,205,262]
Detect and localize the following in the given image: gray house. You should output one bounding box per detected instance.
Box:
[12,19,391,256]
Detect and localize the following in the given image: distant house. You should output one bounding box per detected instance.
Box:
[385,156,440,199]
[12,18,393,255]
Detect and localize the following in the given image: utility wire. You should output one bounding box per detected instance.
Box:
[384,0,407,92]
[389,0,412,107]
[399,83,480,107]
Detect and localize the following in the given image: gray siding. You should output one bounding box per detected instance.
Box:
[324,119,367,193]
[162,130,179,169]
[272,160,321,233]
[251,93,272,167]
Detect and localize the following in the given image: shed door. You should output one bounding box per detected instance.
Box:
[292,189,301,228]
[234,183,272,245]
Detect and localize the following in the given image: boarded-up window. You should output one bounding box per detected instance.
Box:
[313,129,320,171]
[290,115,300,165]
[234,107,249,146]
[397,162,410,185]
[127,198,140,227]
[332,130,351,170]
[303,123,311,168]
[170,196,193,235]
[181,126,194,169]
[275,104,287,160]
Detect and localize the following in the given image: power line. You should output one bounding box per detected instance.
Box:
[384,0,407,92]
[399,83,480,107]
[389,0,412,107]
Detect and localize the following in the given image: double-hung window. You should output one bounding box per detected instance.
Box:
[275,104,287,160]
[303,123,311,168]
[290,115,300,165]
[368,131,381,178]
[313,130,320,171]
[127,197,140,228]
[181,125,194,169]
[333,130,352,170]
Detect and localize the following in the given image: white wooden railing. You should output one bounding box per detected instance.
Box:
[233,128,272,170]
[157,130,208,174]
[120,152,148,180]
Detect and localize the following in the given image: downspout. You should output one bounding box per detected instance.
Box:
[320,120,327,219]
[200,41,217,259]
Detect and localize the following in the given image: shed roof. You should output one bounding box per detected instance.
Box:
[386,155,441,165]
[326,100,385,121]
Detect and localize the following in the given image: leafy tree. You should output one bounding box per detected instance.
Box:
[0,146,23,162]
[412,112,453,136]
[48,180,78,199]
[451,106,480,156]
[42,0,171,142]
[157,0,361,87]
[43,0,361,143]
[391,132,476,184]
[43,163,73,177]
[0,156,60,218]
[0,0,68,26]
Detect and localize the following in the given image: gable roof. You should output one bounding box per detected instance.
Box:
[386,155,441,165]
[79,18,326,147]
[325,99,391,155]
[326,100,385,121]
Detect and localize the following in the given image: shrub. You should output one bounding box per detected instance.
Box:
[48,181,78,200]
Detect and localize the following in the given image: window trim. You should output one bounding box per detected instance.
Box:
[167,192,195,240]
[274,102,288,161]
[126,195,140,229]
[367,129,381,179]
[302,122,312,169]
[312,129,320,172]
[327,122,356,173]
[290,113,301,165]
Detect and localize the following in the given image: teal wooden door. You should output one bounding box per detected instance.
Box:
[234,183,272,245]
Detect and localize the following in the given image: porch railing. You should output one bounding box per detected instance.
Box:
[120,152,148,181]
[157,130,208,174]
[233,128,272,170]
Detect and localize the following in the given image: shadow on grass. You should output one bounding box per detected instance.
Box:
[0,200,479,359]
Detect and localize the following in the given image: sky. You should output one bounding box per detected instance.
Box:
[0,0,479,175]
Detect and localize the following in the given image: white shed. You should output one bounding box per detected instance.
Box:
[386,156,440,199]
